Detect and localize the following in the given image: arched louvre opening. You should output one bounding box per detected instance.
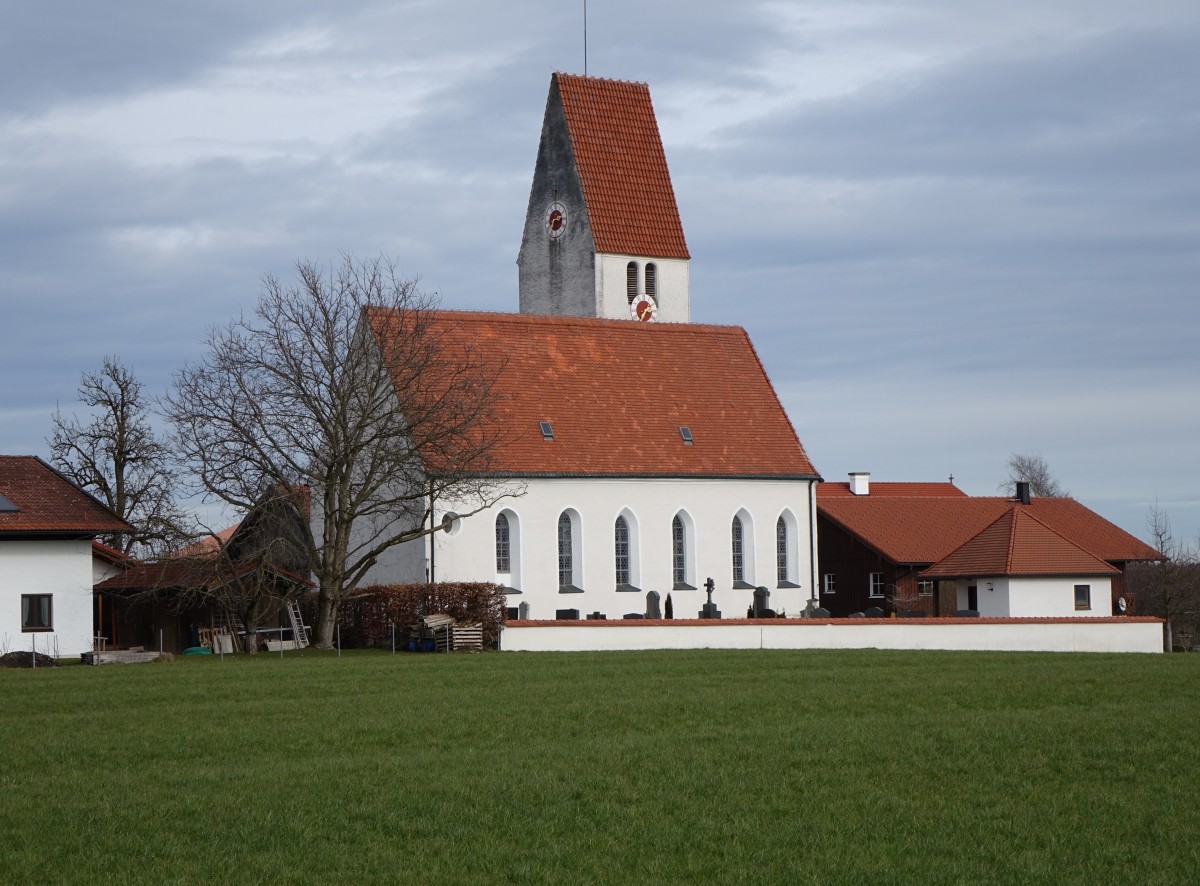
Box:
[626,261,639,304]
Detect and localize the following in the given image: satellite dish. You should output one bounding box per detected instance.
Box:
[1117,596,1128,614]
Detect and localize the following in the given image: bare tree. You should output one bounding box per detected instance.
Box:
[165,256,515,648]
[1128,505,1200,651]
[1004,451,1070,498]
[50,357,190,556]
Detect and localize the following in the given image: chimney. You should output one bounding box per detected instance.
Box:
[1016,481,1031,505]
[849,472,870,496]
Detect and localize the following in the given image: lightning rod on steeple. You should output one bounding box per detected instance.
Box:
[583,0,588,75]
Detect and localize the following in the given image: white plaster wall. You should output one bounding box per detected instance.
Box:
[427,477,817,620]
[500,620,1164,654]
[956,576,1111,618]
[595,254,690,323]
[0,539,95,657]
[92,554,124,586]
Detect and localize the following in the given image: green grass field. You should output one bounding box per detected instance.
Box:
[2,649,1197,884]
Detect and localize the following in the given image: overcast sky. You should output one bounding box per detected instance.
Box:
[2,0,1198,545]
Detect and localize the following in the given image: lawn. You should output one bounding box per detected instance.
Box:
[1,649,1197,884]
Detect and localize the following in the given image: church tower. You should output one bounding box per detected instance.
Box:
[517,73,691,323]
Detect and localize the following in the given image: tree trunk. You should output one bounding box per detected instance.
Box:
[313,586,339,648]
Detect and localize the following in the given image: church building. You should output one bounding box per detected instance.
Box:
[362,73,822,620]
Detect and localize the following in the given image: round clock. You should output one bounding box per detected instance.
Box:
[546,201,566,239]
[631,294,658,322]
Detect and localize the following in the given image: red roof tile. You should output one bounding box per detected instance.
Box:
[818,495,1160,565]
[819,481,966,498]
[366,309,818,478]
[0,456,132,535]
[172,524,239,558]
[922,507,1119,578]
[555,73,689,259]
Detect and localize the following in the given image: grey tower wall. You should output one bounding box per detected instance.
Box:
[517,79,599,317]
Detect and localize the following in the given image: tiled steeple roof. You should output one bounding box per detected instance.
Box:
[555,73,690,259]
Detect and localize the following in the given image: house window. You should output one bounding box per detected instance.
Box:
[1074,584,1091,611]
[615,516,630,585]
[918,580,934,597]
[731,516,744,583]
[823,574,836,595]
[626,261,639,304]
[645,262,657,298]
[495,514,511,573]
[558,512,573,590]
[869,573,884,598]
[21,594,52,632]
[776,517,788,584]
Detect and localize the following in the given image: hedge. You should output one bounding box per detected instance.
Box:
[301,582,507,649]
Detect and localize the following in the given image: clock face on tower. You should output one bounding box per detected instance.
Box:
[546,201,566,239]
[631,294,658,322]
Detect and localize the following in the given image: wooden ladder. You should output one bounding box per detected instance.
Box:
[286,600,310,649]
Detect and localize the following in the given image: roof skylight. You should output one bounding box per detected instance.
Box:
[679,427,693,445]
[540,421,554,440]
[0,492,18,512]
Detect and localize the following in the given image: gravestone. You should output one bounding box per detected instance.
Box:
[518,601,531,620]
[753,586,771,617]
[699,576,721,619]
[646,590,662,619]
[555,608,580,620]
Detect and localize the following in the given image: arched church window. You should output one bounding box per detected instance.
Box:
[615,516,630,585]
[558,512,573,589]
[732,516,745,583]
[672,514,689,587]
[626,261,639,304]
[776,516,787,584]
[495,513,511,573]
[645,263,657,299]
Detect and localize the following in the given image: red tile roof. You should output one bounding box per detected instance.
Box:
[819,481,966,498]
[366,309,818,478]
[172,524,239,558]
[818,495,1159,565]
[0,456,132,535]
[921,507,1119,578]
[555,73,690,259]
[91,540,133,565]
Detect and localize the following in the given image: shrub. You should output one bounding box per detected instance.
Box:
[300,582,507,649]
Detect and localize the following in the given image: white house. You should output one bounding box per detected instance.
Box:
[360,310,822,620]
[921,506,1119,618]
[0,456,131,657]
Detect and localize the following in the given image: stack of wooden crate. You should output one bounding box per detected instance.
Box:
[412,613,484,652]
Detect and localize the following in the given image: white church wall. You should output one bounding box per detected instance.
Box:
[430,476,817,620]
[0,539,94,657]
[595,255,690,323]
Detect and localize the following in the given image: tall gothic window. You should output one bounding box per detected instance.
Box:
[626,261,639,304]
[495,513,511,573]
[672,515,686,585]
[776,516,788,584]
[645,262,657,299]
[731,516,745,583]
[558,512,572,588]
[615,516,630,585]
